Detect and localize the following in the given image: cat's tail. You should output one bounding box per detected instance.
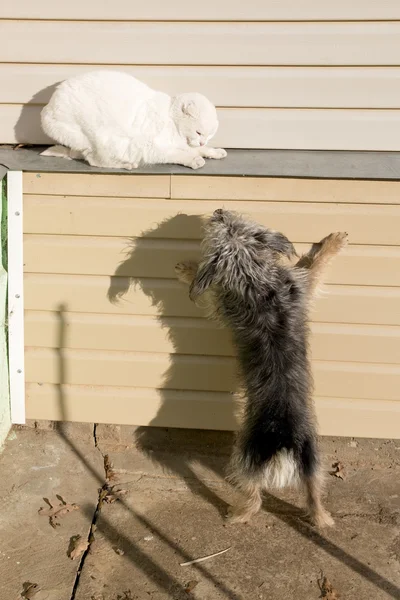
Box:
[40,145,84,161]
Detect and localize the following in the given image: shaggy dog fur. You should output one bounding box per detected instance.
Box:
[175,209,348,528]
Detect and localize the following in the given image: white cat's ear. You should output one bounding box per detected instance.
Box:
[182,100,196,117]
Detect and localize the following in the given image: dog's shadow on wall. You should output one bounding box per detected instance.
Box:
[14,86,58,143]
[107,213,236,516]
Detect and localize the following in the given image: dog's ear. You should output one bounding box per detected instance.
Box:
[261,230,297,259]
[189,257,217,301]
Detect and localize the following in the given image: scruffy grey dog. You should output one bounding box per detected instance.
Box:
[175,209,348,528]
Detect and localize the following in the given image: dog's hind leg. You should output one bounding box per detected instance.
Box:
[226,478,263,524]
[304,470,334,528]
[295,232,348,297]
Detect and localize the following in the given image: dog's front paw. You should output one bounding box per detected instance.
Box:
[175,261,198,284]
[323,232,349,252]
[189,156,206,170]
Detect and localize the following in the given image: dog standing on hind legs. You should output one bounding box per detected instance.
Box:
[175,209,348,528]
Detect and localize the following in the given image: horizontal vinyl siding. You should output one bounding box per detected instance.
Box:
[22,173,400,437]
[3,65,400,109]
[1,13,400,149]
[24,311,400,364]
[22,234,400,286]
[7,105,400,150]
[3,21,400,65]
[23,274,400,326]
[24,173,400,203]
[24,346,400,400]
[23,172,170,197]
[4,1,400,20]
[23,195,400,245]
[25,383,400,439]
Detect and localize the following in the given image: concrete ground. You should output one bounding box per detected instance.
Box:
[0,423,399,600]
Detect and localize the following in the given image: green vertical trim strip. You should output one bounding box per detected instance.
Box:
[0,175,11,447]
[2,177,7,268]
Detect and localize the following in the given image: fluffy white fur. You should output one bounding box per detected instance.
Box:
[40,70,227,170]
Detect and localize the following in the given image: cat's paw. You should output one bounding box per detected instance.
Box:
[189,156,206,170]
[211,148,227,160]
[124,162,139,171]
[200,147,227,160]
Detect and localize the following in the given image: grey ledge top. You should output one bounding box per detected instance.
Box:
[1,145,400,180]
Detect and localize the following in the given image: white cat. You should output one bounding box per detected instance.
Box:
[40,70,227,170]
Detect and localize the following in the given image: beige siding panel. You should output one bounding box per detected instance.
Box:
[26,312,233,357]
[25,311,400,364]
[23,235,400,286]
[311,285,400,327]
[24,274,400,326]
[24,347,400,400]
[24,195,400,246]
[24,274,203,318]
[5,1,400,20]
[25,383,238,431]
[3,64,400,109]
[3,21,400,66]
[23,172,170,198]
[25,347,237,393]
[25,383,400,439]
[216,108,400,151]
[6,104,400,150]
[310,323,400,364]
[171,176,400,204]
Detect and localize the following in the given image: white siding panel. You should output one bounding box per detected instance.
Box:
[3,104,400,151]
[2,21,400,66]
[2,64,400,109]
[3,1,400,21]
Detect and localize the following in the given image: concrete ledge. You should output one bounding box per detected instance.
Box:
[2,145,400,180]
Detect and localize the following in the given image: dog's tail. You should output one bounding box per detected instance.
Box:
[229,415,320,490]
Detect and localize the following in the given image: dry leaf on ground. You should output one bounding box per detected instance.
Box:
[104,454,117,482]
[68,535,89,560]
[104,488,128,504]
[21,582,41,599]
[38,497,79,528]
[330,461,345,480]
[318,575,340,599]
[185,580,199,593]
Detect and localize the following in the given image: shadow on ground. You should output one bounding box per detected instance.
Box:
[35,224,400,598]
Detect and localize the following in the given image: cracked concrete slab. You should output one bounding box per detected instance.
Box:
[74,426,400,600]
[1,423,399,600]
[0,423,103,600]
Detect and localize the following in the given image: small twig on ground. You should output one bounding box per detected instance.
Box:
[180,547,231,566]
